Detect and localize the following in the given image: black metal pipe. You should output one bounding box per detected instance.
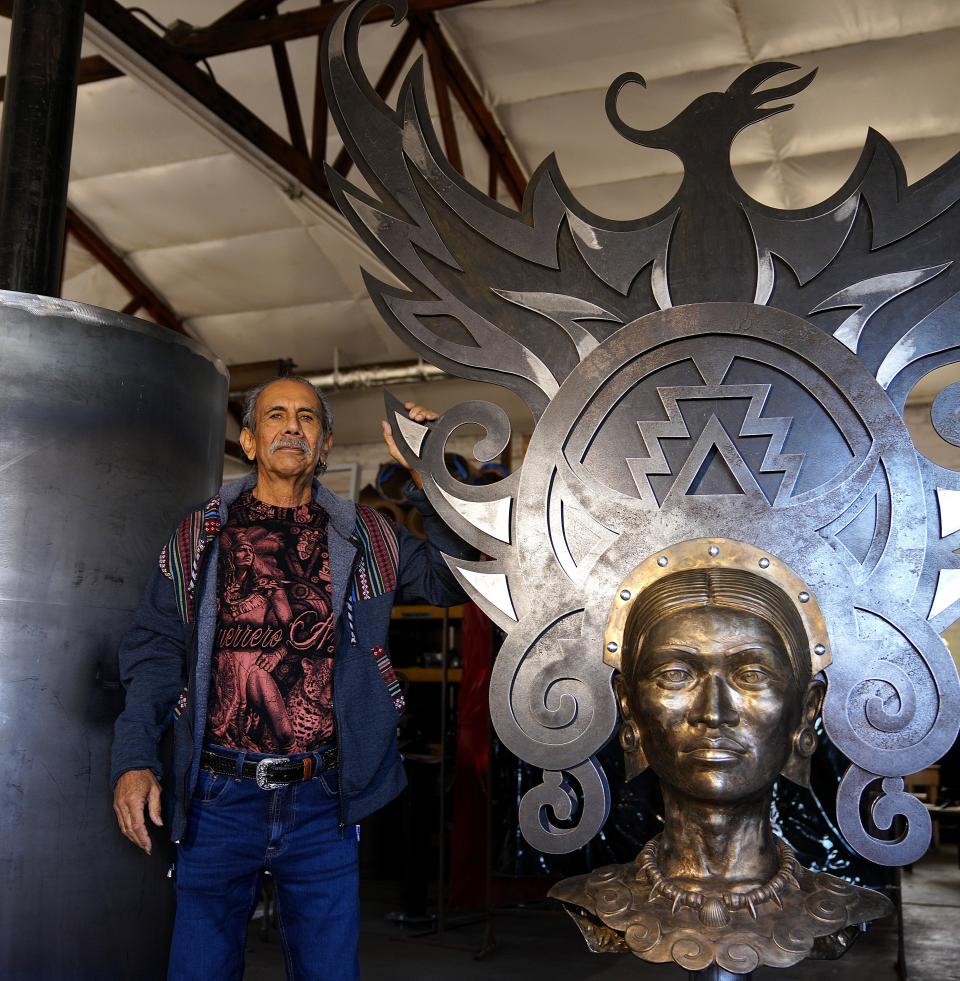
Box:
[0,0,86,295]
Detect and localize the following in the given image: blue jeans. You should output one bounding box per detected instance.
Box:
[168,748,360,981]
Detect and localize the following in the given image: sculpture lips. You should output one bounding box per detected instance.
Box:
[683,738,746,763]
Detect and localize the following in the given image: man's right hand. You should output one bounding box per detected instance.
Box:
[113,769,163,854]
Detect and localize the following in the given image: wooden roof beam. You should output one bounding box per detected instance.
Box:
[0,1,487,106]
[65,206,188,335]
[212,0,292,28]
[0,1,294,98]
[412,12,526,207]
[422,26,463,174]
[175,0,486,59]
[272,37,309,155]
[83,0,334,207]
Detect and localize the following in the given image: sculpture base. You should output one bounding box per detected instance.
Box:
[549,835,892,974]
[689,968,750,981]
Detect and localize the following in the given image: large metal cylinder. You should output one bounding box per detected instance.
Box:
[0,292,227,979]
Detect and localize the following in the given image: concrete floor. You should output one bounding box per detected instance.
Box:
[243,846,960,981]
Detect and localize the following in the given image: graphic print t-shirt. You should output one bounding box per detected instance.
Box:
[205,491,335,754]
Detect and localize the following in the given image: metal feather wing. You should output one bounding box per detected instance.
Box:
[321,0,676,419]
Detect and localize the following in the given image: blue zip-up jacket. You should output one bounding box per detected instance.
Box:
[111,473,470,841]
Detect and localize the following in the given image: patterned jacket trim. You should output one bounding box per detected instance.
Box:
[158,496,221,624]
[350,504,400,601]
[159,496,400,625]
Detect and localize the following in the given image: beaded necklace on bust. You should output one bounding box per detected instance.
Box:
[637,835,801,928]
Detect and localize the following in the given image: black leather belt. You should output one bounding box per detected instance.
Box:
[200,746,338,790]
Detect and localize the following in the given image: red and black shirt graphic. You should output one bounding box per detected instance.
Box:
[205,491,335,754]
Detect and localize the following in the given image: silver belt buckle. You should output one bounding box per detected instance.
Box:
[255,757,288,790]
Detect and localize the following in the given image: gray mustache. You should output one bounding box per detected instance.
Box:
[269,436,311,454]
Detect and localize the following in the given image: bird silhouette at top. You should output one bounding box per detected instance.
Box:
[605,63,817,305]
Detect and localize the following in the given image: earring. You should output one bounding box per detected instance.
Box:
[619,719,641,752]
[781,725,817,788]
[794,725,818,758]
[317,458,328,474]
[619,719,649,782]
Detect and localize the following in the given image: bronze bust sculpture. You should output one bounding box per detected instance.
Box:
[549,541,891,972]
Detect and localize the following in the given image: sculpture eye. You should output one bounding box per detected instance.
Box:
[654,666,694,689]
[735,667,769,687]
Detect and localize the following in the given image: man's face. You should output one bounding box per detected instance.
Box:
[625,605,802,803]
[239,380,332,480]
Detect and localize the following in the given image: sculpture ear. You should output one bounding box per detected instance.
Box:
[780,678,826,788]
[614,674,649,782]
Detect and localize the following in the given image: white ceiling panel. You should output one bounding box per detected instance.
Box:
[204,46,291,140]
[570,160,781,221]
[569,172,683,222]
[888,134,960,185]
[762,149,865,212]
[71,76,224,179]
[738,0,960,59]
[61,238,99,284]
[775,136,960,210]
[191,297,409,368]
[131,226,355,318]
[69,154,303,252]
[765,31,960,160]
[303,223,387,300]
[120,1,237,27]
[63,261,133,312]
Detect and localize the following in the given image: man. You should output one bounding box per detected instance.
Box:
[111,376,469,980]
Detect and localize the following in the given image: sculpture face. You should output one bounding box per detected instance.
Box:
[625,605,803,803]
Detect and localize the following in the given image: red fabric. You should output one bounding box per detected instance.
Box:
[448,602,492,910]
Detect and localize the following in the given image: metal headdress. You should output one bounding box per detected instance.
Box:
[323,0,960,863]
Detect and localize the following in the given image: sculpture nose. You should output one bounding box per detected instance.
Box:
[689,672,739,729]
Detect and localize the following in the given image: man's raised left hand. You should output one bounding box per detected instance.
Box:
[381,402,438,489]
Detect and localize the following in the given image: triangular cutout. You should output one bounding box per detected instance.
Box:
[688,445,743,496]
[664,416,769,504]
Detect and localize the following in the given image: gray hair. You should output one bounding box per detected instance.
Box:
[241,375,334,441]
